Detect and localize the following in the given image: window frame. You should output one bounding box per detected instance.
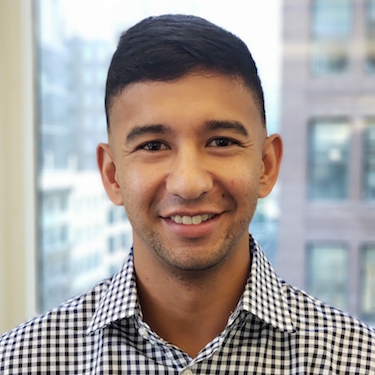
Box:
[0,0,37,333]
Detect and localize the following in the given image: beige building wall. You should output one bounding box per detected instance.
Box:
[278,0,375,319]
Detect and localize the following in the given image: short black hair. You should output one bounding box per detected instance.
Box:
[105,14,266,129]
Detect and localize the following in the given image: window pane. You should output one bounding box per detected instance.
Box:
[311,0,352,75]
[363,120,375,199]
[307,243,348,310]
[36,0,129,311]
[311,41,349,75]
[35,0,281,312]
[368,0,375,36]
[361,245,375,323]
[308,119,350,200]
[366,0,375,72]
[312,0,351,38]
[32,0,375,328]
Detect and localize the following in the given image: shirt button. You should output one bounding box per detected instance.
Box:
[138,327,148,338]
[181,369,193,375]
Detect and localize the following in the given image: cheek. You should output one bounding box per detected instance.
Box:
[229,163,260,186]
[229,169,261,203]
[118,165,164,208]
[116,166,143,204]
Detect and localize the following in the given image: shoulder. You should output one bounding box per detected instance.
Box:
[278,280,375,371]
[281,279,375,341]
[0,278,111,363]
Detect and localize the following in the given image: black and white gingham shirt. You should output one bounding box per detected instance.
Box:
[1,235,375,374]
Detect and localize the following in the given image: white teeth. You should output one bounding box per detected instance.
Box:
[170,214,214,225]
[192,215,202,225]
[182,216,192,225]
[174,215,182,224]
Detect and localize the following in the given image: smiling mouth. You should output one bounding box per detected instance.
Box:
[170,214,215,225]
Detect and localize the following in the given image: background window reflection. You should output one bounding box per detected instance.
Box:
[364,119,375,199]
[35,0,375,328]
[307,242,348,310]
[366,0,375,72]
[308,119,350,200]
[311,0,352,75]
[361,245,375,322]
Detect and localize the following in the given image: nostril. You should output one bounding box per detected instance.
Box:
[166,171,213,200]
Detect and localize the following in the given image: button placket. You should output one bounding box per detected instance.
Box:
[181,369,194,375]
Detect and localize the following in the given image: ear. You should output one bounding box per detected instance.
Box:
[258,134,283,198]
[97,143,123,205]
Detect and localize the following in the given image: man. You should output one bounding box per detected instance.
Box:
[1,14,374,374]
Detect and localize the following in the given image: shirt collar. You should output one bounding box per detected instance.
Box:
[87,235,296,335]
[240,235,296,333]
[86,250,139,334]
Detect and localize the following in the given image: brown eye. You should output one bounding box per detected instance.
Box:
[208,138,237,147]
[139,141,168,151]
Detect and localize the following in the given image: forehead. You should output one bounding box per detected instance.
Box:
[108,74,264,134]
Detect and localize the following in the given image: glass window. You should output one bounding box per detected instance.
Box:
[361,245,375,323]
[35,0,282,312]
[108,207,115,224]
[307,242,348,310]
[366,0,375,72]
[312,0,351,38]
[368,0,375,36]
[108,237,115,254]
[30,0,375,326]
[363,119,375,199]
[311,0,352,75]
[308,119,351,200]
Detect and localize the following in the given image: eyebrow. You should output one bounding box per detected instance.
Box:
[125,124,172,143]
[204,120,249,137]
[125,119,249,143]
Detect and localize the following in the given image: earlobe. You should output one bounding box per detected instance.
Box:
[97,143,123,205]
[258,134,283,198]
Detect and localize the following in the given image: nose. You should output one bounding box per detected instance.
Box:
[166,147,213,200]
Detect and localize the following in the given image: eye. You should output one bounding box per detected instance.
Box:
[138,141,169,151]
[207,137,239,147]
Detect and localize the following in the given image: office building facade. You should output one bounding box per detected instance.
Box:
[278,0,375,324]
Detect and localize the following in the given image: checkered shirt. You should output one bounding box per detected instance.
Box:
[1,235,375,374]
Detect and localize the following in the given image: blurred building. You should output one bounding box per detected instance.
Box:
[37,0,131,312]
[38,0,74,170]
[39,171,132,312]
[38,172,72,309]
[67,37,112,170]
[278,0,375,325]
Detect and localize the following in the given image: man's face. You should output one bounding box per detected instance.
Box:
[98,74,281,273]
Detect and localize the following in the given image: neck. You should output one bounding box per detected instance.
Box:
[134,238,251,358]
